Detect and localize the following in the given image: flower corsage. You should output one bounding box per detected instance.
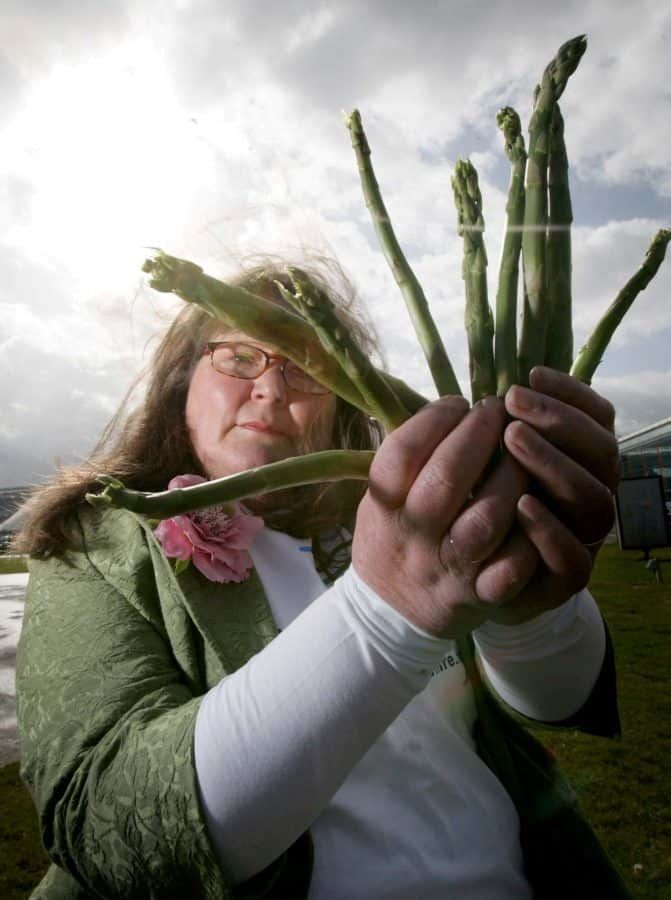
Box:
[154,474,264,583]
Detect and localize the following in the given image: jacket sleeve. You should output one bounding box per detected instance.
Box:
[16,531,233,898]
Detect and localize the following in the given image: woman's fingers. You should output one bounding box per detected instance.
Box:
[528,366,616,431]
[503,420,615,544]
[505,382,620,492]
[516,493,593,595]
[446,451,530,564]
[402,398,507,534]
[473,527,540,605]
[366,397,469,510]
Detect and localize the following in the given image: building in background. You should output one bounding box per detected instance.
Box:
[618,417,671,522]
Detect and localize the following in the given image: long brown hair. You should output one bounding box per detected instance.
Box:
[15,257,383,557]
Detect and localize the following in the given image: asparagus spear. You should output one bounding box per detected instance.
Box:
[544,103,574,372]
[345,109,462,398]
[494,107,527,395]
[143,251,368,413]
[451,158,496,402]
[274,270,410,431]
[517,35,587,386]
[571,229,671,384]
[88,451,375,517]
[381,371,428,415]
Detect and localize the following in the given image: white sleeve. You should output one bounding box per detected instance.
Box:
[193,565,450,883]
[473,588,606,722]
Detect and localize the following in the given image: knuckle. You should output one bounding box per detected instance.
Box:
[435,395,471,414]
[600,397,616,430]
[477,555,534,605]
[592,488,616,533]
[415,466,459,503]
[487,562,527,604]
[533,441,556,476]
[603,443,621,491]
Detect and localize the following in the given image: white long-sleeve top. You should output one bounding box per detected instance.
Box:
[194,527,605,899]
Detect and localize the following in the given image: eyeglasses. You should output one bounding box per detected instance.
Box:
[206,341,331,395]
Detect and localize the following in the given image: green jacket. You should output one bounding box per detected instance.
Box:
[17,506,631,899]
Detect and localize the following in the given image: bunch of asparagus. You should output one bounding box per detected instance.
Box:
[90,35,670,518]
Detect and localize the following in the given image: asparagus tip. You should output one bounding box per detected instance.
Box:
[496,106,522,140]
[344,108,362,130]
[546,34,588,100]
[496,107,526,163]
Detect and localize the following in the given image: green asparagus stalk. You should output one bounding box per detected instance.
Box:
[494,107,527,395]
[345,109,462,398]
[571,229,671,384]
[381,371,428,415]
[87,451,375,517]
[142,251,369,414]
[451,158,496,402]
[517,35,587,386]
[544,103,574,372]
[274,270,410,431]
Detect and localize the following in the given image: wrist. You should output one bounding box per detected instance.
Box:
[343,565,451,674]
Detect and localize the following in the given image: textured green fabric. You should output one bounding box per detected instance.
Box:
[17,506,283,899]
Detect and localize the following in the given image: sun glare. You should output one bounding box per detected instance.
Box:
[3,39,215,290]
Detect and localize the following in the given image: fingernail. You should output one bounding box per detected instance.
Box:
[507,385,535,411]
[504,420,527,450]
[476,395,501,408]
[517,494,536,521]
[529,365,557,387]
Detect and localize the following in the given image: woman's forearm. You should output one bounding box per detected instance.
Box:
[473,588,606,722]
[193,567,450,882]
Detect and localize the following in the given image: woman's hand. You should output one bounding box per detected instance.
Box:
[352,396,538,638]
[352,369,619,637]
[484,366,620,625]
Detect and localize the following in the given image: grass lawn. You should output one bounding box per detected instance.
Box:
[0,556,28,575]
[531,544,671,899]
[0,763,49,898]
[0,544,669,897]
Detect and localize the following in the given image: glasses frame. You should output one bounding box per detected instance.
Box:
[205,341,331,395]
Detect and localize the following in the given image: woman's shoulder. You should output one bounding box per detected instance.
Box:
[28,504,157,597]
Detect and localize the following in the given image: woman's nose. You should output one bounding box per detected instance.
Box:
[251,359,288,402]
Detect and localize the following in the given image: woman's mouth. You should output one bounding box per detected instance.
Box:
[239,421,287,437]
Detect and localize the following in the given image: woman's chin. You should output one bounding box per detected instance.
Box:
[203,444,296,480]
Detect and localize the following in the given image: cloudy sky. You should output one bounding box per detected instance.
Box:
[2,0,670,488]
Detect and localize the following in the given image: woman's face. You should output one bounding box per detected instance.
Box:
[185,331,338,479]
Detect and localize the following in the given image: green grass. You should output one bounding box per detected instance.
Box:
[0,763,49,898]
[0,544,669,896]
[530,544,671,899]
[0,556,28,575]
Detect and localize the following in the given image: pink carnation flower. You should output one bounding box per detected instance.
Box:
[154,474,264,583]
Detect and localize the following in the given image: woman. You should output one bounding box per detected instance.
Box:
[16,259,627,898]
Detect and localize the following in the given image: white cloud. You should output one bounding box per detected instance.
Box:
[572,219,671,345]
[592,370,671,437]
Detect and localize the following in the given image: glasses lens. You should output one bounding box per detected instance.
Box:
[284,361,330,394]
[212,343,265,378]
